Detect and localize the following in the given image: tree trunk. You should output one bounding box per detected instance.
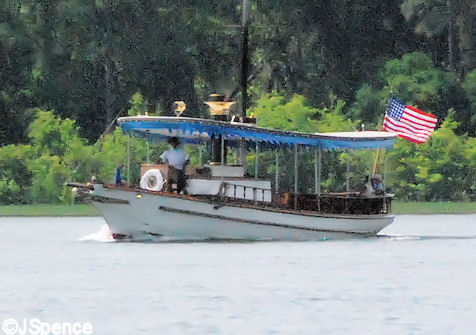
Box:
[447,0,455,70]
[104,57,116,127]
[457,0,476,72]
[103,0,116,128]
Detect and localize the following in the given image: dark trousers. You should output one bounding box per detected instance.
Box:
[167,166,186,193]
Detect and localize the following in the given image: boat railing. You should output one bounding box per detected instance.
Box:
[287,193,393,215]
[216,182,392,214]
[216,182,273,208]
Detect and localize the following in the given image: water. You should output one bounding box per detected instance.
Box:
[1,215,475,334]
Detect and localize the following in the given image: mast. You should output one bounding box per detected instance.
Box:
[241,0,249,118]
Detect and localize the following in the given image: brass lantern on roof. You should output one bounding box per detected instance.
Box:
[204,94,236,117]
[204,94,235,164]
[172,101,187,117]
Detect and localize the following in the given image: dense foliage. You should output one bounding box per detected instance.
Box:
[249,93,476,201]
[1,1,475,203]
[0,111,151,204]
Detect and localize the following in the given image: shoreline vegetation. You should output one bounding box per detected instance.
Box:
[0,202,475,217]
[0,204,99,217]
[2,2,476,211]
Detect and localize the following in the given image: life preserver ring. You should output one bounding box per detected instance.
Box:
[140,169,164,191]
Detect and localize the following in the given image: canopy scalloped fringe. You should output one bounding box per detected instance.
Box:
[118,116,396,150]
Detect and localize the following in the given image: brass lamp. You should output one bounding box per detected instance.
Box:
[173,101,187,117]
[204,94,235,164]
[204,94,236,117]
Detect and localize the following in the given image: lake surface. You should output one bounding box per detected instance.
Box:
[0,215,475,334]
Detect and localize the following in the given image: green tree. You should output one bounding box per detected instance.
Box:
[250,93,319,132]
[249,93,357,193]
[0,0,37,144]
[0,144,33,204]
[351,52,469,132]
[95,128,147,184]
[387,113,474,200]
[465,137,476,199]
[462,70,476,135]
[401,0,476,71]
[127,92,149,116]
[250,93,354,133]
[252,0,422,105]
[348,84,386,126]
[26,111,94,203]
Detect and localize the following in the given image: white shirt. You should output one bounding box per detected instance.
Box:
[160,148,189,170]
[362,181,375,196]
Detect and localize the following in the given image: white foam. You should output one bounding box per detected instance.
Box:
[78,223,114,242]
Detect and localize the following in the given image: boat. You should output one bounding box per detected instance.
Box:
[69,108,397,241]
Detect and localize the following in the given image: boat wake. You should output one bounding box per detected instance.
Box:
[77,226,278,243]
[77,224,476,243]
[378,234,476,241]
[78,224,115,243]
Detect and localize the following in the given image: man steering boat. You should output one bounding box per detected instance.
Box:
[158,137,189,193]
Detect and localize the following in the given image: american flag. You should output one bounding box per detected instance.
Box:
[382,98,437,144]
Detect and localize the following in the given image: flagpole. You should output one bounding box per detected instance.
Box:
[372,148,381,175]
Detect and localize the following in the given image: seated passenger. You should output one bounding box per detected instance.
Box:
[371,174,385,195]
[360,176,375,197]
[158,137,189,194]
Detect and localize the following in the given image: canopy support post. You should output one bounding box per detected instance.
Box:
[254,141,259,179]
[383,149,388,212]
[221,135,225,166]
[315,148,322,212]
[239,140,245,166]
[369,150,373,181]
[198,146,203,166]
[275,150,279,194]
[294,144,298,210]
[146,139,150,164]
[346,151,350,193]
[127,136,131,185]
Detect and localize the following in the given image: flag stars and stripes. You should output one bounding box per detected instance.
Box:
[382,98,437,144]
[387,100,405,120]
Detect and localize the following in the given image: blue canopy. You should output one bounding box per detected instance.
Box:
[118,116,396,150]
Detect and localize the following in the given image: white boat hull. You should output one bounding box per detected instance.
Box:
[91,185,394,241]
